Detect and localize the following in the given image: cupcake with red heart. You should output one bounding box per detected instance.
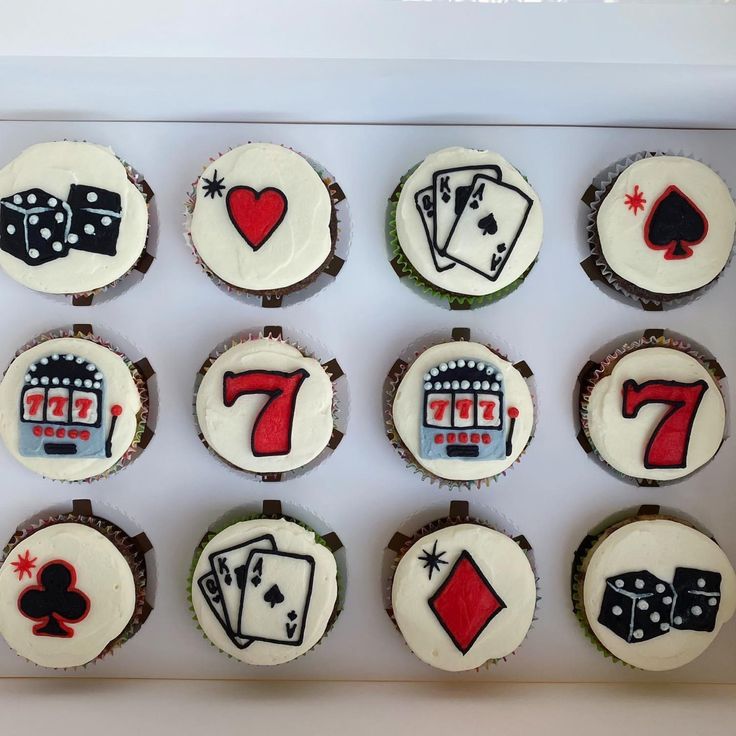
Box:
[185,143,348,307]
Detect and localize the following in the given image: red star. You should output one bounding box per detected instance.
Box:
[11,550,37,581]
[624,184,647,215]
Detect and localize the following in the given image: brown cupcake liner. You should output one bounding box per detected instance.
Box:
[5,325,156,482]
[384,327,537,491]
[0,498,153,670]
[577,330,728,487]
[193,325,347,482]
[184,144,350,308]
[582,150,735,311]
[384,500,539,670]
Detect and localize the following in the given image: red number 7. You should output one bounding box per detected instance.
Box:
[223,369,309,457]
[621,379,708,469]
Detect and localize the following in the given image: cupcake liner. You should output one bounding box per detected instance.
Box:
[0,498,152,670]
[5,325,155,483]
[193,325,348,482]
[583,150,736,310]
[183,144,350,308]
[384,500,539,670]
[577,330,729,487]
[384,327,537,491]
[387,165,536,311]
[187,499,345,663]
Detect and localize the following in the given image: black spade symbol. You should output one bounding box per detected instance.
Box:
[263,584,285,608]
[645,186,707,260]
[478,213,498,236]
[19,562,89,638]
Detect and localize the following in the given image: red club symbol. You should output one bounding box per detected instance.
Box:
[226,186,288,251]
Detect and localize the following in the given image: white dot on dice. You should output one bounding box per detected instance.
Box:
[698,578,706,588]
[637,600,649,611]
[40,228,50,239]
[655,584,665,593]
[84,224,95,235]
[27,194,36,204]
[612,606,622,616]
[87,192,98,202]
[691,606,702,616]
[28,249,39,259]
[650,612,660,623]
[674,616,683,626]
[28,215,38,225]
[633,629,644,640]
[6,224,14,235]
[52,242,62,252]
[68,233,78,244]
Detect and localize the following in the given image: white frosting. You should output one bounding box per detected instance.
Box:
[396,147,543,297]
[586,346,725,481]
[190,143,332,292]
[392,523,536,672]
[392,341,534,481]
[0,523,136,668]
[583,519,736,671]
[0,337,142,481]
[191,518,338,666]
[0,142,148,294]
[597,156,736,294]
[196,338,333,473]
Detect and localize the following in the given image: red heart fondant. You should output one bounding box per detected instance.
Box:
[226,186,288,250]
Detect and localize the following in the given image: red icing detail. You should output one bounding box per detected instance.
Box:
[430,399,450,423]
[68,430,78,439]
[470,433,481,444]
[479,400,496,421]
[111,404,123,417]
[455,399,473,420]
[55,428,65,438]
[43,427,54,437]
[32,426,42,437]
[507,406,519,419]
[80,430,90,441]
[624,184,647,215]
[10,550,37,581]
[226,186,288,250]
[74,397,93,419]
[223,369,309,456]
[48,396,68,418]
[25,393,43,418]
[622,379,709,469]
[459,432,469,443]
[434,434,444,444]
[447,433,456,443]
[643,185,708,260]
[429,551,505,654]
[481,433,491,444]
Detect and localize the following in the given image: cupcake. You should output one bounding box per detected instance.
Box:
[0,141,153,304]
[578,331,726,485]
[572,506,736,671]
[387,501,537,671]
[186,142,348,307]
[0,326,154,482]
[385,328,535,488]
[195,326,344,480]
[189,500,342,666]
[0,499,151,669]
[584,153,736,308]
[389,146,543,309]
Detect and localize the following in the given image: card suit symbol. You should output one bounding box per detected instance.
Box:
[287,610,297,621]
[235,565,247,590]
[497,243,506,253]
[644,185,708,260]
[226,186,288,251]
[224,573,232,586]
[477,213,498,236]
[263,584,285,608]
[454,185,473,216]
[251,575,261,588]
[18,560,90,638]
[469,200,479,210]
[441,193,451,204]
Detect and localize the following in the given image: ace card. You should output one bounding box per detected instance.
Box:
[444,173,533,281]
[239,549,315,646]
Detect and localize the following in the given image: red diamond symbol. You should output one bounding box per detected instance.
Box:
[428,550,506,654]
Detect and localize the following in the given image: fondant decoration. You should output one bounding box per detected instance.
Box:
[190,143,333,292]
[621,379,708,470]
[18,352,123,460]
[428,550,506,655]
[196,338,333,474]
[584,345,725,482]
[598,567,721,644]
[191,518,338,666]
[226,186,288,251]
[393,341,533,482]
[18,560,90,638]
[0,337,142,482]
[391,523,536,672]
[419,357,519,462]
[0,142,149,295]
[396,148,543,297]
[582,518,736,671]
[595,155,736,295]
[0,522,137,668]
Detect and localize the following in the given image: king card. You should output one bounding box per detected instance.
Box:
[414,186,455,272]
[444,173,533,282]
[239,549,315,646]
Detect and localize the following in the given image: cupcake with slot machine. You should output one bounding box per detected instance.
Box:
[0,141,153,304]
[385,328,535,488]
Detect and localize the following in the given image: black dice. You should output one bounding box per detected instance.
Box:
[671,567,722,633]
[597,570,675,644]
[66,184,122,257]
[0,188,71,265]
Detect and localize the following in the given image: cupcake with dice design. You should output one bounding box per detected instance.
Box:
[0,141,153,304]
[572,506,736,671]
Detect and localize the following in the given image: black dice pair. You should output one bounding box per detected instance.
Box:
[0,185,122,266]
[598,567,722,644]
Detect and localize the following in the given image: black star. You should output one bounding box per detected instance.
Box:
[418,540,449,580]
[202,169,226,199]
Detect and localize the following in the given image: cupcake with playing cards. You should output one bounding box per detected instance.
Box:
[388,147,543,309]
[189,500,343,666]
